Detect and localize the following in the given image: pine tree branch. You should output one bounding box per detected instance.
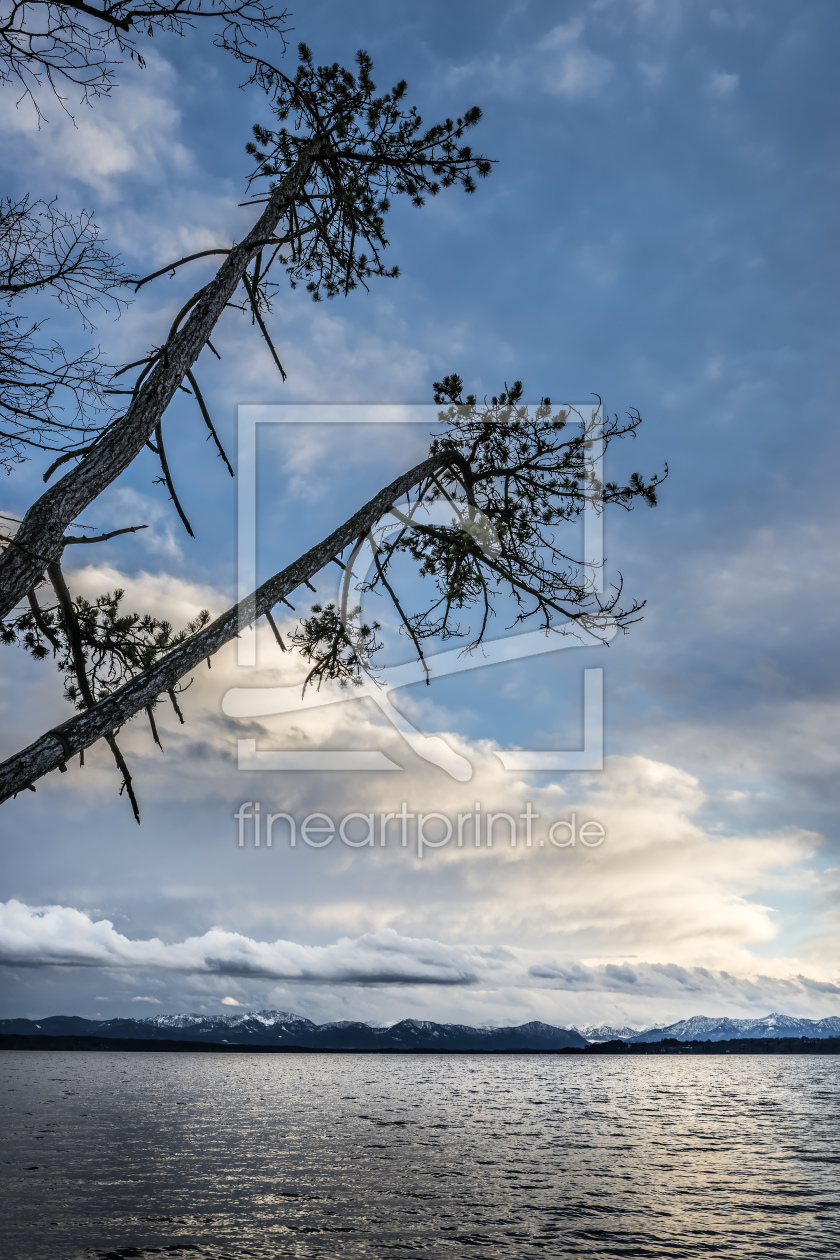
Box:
[0,451,448,801]
[45,559,140,817]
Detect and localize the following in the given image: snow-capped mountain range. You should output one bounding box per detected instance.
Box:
[627,1012,840,1043]
[575,1024,645,1042]
[577,1013,840,1043]
[2,1008,839,1048]
[142,1009,307,1032]
[0,1010,587,1051]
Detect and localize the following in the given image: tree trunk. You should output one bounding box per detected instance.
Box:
[0,452,448,804]
[0,138,325,622]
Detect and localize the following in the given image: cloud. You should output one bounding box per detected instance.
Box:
[0,51,191,199]
[72,488,188,564]
[448,18,612,101]
[2,899,838,1027]
[2,553,832,986]
[529,958,840,1001]
[0,902,478,984]
[708,71,740,97]
[62,563,225,629]
[536,22,614,97]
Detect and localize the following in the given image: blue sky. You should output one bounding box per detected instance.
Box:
[1,0,838,1029]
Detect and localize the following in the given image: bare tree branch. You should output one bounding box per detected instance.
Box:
[184,368,233,476]
[0,314,117,474]
[0,196,134,474]
[0,195,133,319]
[0,135,326,617]
[0,0,292,117]
[264,607,286,650]
[242,266,286,378]
[134,249,232,290]
[153,420,195,538]
[64,523,147,544]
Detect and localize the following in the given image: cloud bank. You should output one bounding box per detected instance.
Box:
[2,900,838,1022]
[0,902,478,985]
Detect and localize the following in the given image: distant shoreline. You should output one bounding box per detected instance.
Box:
[2,1032,839,1055]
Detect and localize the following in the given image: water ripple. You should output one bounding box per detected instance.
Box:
[0,1052,837,1258]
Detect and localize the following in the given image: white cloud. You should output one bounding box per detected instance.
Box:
[61,563,225,629]
[538,18,587,50]
[537,23,613,98]
[0,901,479,984]
[708,71,740,98]
[76,487,187,563]
[0,51,191,198]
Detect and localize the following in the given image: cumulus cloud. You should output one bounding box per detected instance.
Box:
[0,902,479,984]
[63,562,226,629]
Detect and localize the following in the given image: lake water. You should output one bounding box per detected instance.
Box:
[1,1050,838,1258]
